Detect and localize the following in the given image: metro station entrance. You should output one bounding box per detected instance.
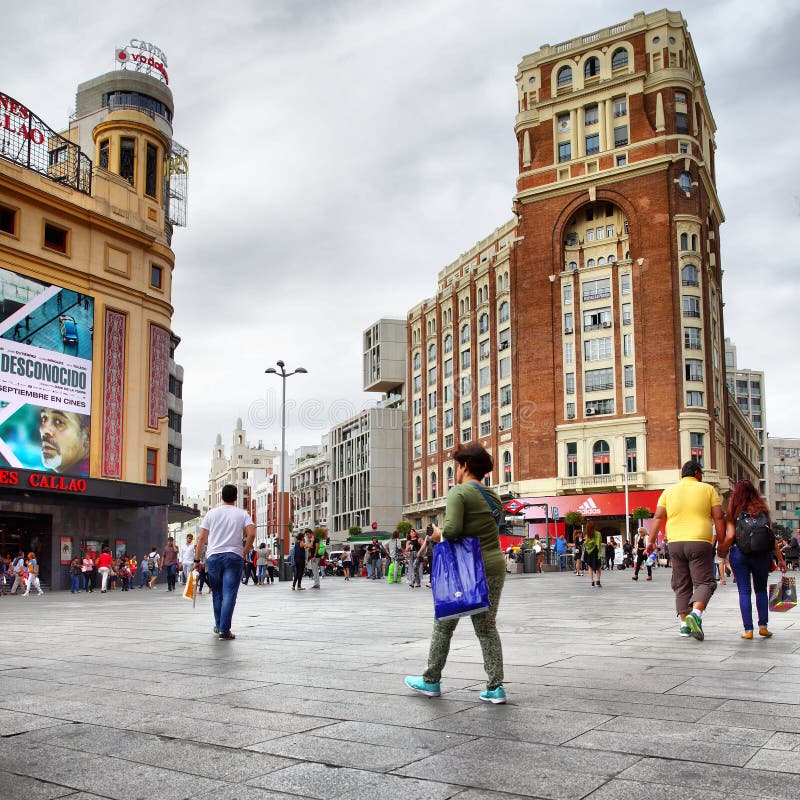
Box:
[0,513,52,585]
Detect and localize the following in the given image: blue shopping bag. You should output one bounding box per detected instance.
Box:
[431,537,491,621]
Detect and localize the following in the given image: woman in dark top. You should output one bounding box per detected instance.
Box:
[405,530,423,587]
[292,532,307,591]
[405,444,507,704]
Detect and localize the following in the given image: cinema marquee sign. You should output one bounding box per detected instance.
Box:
[116,39,169,85]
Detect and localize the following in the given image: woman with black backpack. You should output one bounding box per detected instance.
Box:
[717,479,787,639]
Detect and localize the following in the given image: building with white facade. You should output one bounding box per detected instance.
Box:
[290,439,331,532]
[767,437,800,537]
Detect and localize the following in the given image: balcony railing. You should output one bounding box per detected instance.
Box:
[557,472,644,492]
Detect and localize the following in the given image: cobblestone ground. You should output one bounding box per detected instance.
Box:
[0,566,798,799]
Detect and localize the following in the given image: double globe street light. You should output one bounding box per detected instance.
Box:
[265,360,307,580]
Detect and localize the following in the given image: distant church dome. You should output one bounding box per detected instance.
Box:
[215,433,222,445]
[236,416,243,429]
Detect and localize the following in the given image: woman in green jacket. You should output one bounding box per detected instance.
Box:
[405,444,507,704]
[583,520,603,588]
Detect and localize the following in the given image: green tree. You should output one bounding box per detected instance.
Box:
[396,521,413,536]
[565,511,583,541]
[348,525,362,537]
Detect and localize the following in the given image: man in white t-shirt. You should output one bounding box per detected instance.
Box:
[194,484,256,640]
[179,534,196,585]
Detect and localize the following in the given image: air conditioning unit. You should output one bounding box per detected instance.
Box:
[602,322,612,328]
[586,407,595,415]
[564,327,573,334]
[499,342,509,350]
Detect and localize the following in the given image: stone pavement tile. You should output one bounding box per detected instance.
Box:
[762,731,800,750]
[173,700,333,734]
[745,748,800,774]
[0,770,75,799]
[616,756,800,799]
[696,710,800,734]
[582,778,726,800]
[449,790,542,800]
[246,731,421,771]
[425,704,611,746]
[248,761,459,800]
[592,716,773,747]
[128,712,288,747]
[716,699,800,718]
[195,785,318,800]
[308,720,475,754]
[668,678,799,705]
[0,708,75,737]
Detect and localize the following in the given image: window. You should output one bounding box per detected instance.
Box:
[584,105,599,126]
[587,258,596,268]
[462,427,472,442]
[444,384,454,404]
[593,440,611,474]
[685,359,703,382]
[498,301,510,322]
[444,408,454,428]
[691,234,698,251]
[444,358,453,378]
[460,376,471,395]
[443,334,453,353]
[478,340,490,361]
[43,223,68,253]
[596,227,605,240]
[430,472,438,499]
[428,390,437,410]
[690,432,704,467]
[567,261,578,272]
[461,349,471,369]
[0,204,17,235]
[566,402,576,419]
[428,343,437,361]
[564,312,574,333]
[620,273,631,295]
[499,356,511,379]
[446,466,454,487]
[583,307,611,331]
[626,436,638,472]
[429,417,437,434]
[582,278,611,301]
[678,171,692,191]
[558,141,572,162]
[606,225,615,238]
[500,412,512,430]
[624,364,634,387]
[611,48,629,70]
[444,434,454,450]
[557,66,573,87]
[624,396,635,413]
[503,451,512,482]
[585,367,613,392]
[584,56,600,78]
[614,125,628,147]
[683,296,701,318]
[585,133,599,155]
[567,442,578,477]
[168,375,182,398]
[119,137,135,185]
[500,385,511,406]
[479,313,489,334]
[146,448,158,484]
[413,375,422,393]
[462,401,472,421]
[622,303,632,325]
[413,421,422,440]
[461,323,470,343]
[566,232,579,246]
[479,366,491,388]
[584,337,613,361]
[416,476,422,501]
[687,390,704,407]
[565,372,575,395]
[151,264,163,289]
[684,327,702,350]
[413,352,421,370]
[680,233,689,250]
[614,98,627,118]
[681,264,699,286]
[480,420,491,437]
[676,112,688,134]
[563,284,573,305]
[145,143,158,198]
[412,398,421,417]
[679,141,690,154]
[564,342,574,365]
[498,328,510,349]
[98,139,109,170]
[428,366,437,384]
[615,154,627,167]
[623,333,633,357]
[480,393,491,415]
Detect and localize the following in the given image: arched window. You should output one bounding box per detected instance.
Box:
[680,233,688,250]
[691,234,698,251]
[503,451,512,483]
[608,254,616,263]
[597,257,606,266]
[568,261,578,271]
[557,66,573,87]
[584,56,600,78]
[447,466,454,488]
[459,299,464,315]
[428,343,436,362]
[681,264,699,287]
[678,172,692,192]
[593,440,611,475]
[461,323,470,343]
[479,313,489,334]
[478,287,484,304]
[413,352,421,370]
[443,334,453,354]
[498,301,510,323]
[431,472,438,500]
[611,48,629,70]
[587,258,596,268]
[415,475,422,502]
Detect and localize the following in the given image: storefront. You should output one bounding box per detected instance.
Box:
[0,467,169,589]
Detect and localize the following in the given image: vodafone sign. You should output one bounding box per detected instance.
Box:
[115,39,169,85]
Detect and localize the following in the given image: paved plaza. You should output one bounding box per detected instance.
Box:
[0,567,799,800]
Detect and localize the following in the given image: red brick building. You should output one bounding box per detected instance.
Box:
[404,10,729,538]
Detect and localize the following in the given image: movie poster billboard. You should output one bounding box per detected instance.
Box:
[0,267,93,477]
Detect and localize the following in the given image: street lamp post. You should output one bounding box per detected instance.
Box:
[622,460,630,543]
[265,360,307,580]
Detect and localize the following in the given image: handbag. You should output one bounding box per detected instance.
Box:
[768,576,797,612]
[431,537,490,620]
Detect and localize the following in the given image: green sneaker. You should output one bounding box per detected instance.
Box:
[684,612,704,641]
[405,676,441,697]
[679,624,691,637]
[480,686,507,704]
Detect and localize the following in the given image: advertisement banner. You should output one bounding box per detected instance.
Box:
[60,536,72,565]
[0,267,93,477]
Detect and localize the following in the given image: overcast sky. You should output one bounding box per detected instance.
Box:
[4,0,798,492]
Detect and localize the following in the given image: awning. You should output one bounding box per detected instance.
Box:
[168,503,202,525]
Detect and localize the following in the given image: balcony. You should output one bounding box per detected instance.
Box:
[557,472,644,492]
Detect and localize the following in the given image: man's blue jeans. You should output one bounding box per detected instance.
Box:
[206,553,244,634]
[165,563,178,591]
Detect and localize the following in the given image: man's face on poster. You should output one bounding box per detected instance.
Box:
[39,408,89,473]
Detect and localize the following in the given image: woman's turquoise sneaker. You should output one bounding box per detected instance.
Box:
[480,686,507,704]
[405,676,441,697]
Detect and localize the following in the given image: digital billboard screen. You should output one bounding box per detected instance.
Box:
[0,267,93,477]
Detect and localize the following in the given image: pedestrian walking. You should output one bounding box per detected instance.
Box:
[128,554,138,589]
[194,484,256,640]
[717,479,787,639]
[307,532,323,590]
[341,544,352,581]
[291,532,307,590]
[146,547,160,588]
[242,546,258,585]
[69,557,82,593]
[386,530,404,583]
[405,530,424,587]
[573,535,584,576]
[605,537,616,571]
[632,528,653,581]
[161,537,180,591]
[139,553,152,588]
[22,552,43,595]
[81,552,95,592]
[97,546,113,592]
[405,444,507,704]
[256,543,271,585]
[9,551,26,594]
[646,460,724,640]
[179,534,195,585]
[367,537,385,580]
[583,521,602,587]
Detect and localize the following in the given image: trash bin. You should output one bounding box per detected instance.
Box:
[279,561,293,582]
[522,549,537,574]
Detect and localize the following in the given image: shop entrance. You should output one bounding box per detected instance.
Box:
[0,513,52,585]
